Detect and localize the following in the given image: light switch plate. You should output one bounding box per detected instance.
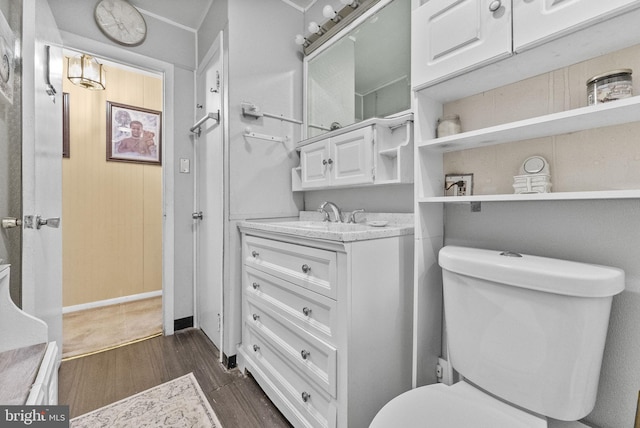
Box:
[180,158,190,173]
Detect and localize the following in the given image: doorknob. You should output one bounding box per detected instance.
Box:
[36,216,60,229]
[1,217,22,229]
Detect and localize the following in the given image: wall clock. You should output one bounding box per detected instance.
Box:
[94,0,147,46]
[0,10,14,104]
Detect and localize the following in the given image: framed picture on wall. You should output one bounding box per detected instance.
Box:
[106,101,162,165]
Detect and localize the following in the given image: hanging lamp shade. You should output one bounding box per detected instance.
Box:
[67,54,106,90]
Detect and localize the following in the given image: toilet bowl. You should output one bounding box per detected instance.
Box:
[371,381,546,428]
[370,246,624,428]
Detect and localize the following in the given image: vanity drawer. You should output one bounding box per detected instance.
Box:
[244,235,337,299]
[245,266,337,344]
[245,294,337,397]
[244,325,336,428]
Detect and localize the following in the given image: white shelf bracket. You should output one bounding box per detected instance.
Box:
[243,127,288,144]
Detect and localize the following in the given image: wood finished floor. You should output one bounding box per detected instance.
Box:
[59,328,292,427]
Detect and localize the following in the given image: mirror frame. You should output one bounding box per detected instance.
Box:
[302,0,412,141]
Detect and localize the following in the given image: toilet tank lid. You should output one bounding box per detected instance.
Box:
[439,246,625,297]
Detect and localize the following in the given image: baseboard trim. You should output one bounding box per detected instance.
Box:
[174,316,194,331]
[223,353,237,369]
[63,290,162,314]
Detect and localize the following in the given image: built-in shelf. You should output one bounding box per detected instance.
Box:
[417,96,640,152]
[419,189,640,203]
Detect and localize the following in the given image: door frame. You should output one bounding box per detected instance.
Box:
[62,33,177,334]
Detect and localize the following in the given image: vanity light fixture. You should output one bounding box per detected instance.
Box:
[67,54,106,90]
[340,0,360,8]
[308,21,325,35]
[323,5,341,22]
[294,0,380,55]
[295,34,311,47]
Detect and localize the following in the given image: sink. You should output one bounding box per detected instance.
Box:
[275,221,373,232]
[239,214,414,242]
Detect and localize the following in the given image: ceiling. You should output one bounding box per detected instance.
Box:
[128,0,316,30]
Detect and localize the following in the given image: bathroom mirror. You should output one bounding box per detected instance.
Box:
[304,0,411,139]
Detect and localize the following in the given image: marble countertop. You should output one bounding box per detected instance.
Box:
[238,212,414,242]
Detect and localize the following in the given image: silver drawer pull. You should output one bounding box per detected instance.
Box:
[302,307,312,316]
[252,313,260,321]
[252,282,260,290]
[251,250,259,258]
[301,349,310,360]
[301,264,311,273]
[253,344,260,352]
[301,391,311,403]
[489,0,501,12]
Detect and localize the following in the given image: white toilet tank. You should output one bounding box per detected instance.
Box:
[439,246,624,421]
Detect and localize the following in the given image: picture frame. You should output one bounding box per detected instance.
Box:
[63,92,70,158]
[106,101,162,165]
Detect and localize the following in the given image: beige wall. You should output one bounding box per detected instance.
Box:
[442,43,640,195]
[62,60,163,307]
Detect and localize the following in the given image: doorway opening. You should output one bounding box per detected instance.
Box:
[60,53,164,359]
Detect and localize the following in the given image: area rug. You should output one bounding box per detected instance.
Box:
[70,373,222,427]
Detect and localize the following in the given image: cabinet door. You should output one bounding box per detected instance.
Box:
[300,140,330,189]
[412,0,512,89]
[329,126,374,187]
[514,0,640,52]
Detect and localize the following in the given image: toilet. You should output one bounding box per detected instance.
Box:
[371,245,625,427]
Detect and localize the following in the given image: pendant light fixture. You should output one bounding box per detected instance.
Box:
[67,54,106,90]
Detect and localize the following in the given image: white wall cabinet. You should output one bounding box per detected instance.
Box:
[237,229,413,428]
[513,0,640,52]
[300,127,374,189]
[412,0,512,88]
[412,0,640,97]
[294,114,414,191]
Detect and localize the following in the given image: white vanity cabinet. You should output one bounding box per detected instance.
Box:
[237,227,414,428]
[412,0,640,94]
[300,126,374,189]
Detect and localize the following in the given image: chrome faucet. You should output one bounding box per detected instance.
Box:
[319,201,342,223]
[347,208,365,224]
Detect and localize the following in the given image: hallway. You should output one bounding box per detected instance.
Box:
[62,297,162,360]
